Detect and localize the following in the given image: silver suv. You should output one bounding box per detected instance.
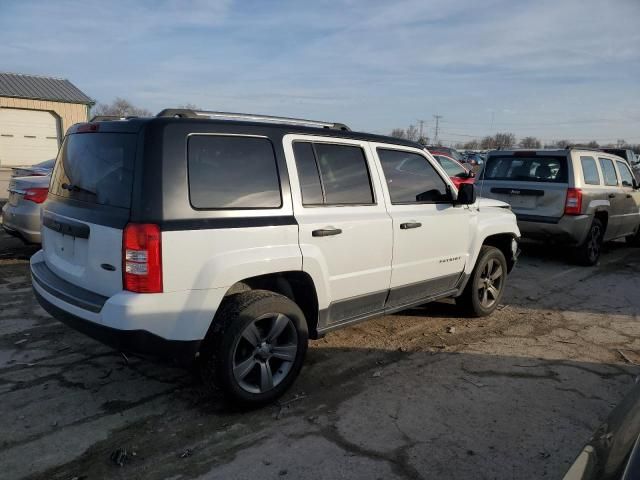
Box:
[479,148,640,265]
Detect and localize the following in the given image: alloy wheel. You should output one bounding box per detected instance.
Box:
[232,313,298,394]
[477,257,504,309]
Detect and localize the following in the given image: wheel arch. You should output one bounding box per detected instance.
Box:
[221,271,321,339]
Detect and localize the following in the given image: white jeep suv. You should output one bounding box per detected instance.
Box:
[31,109,520,406]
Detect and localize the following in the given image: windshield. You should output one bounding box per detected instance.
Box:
[49,133,137,209]
[434,155,466,176]
[483,155,568,183]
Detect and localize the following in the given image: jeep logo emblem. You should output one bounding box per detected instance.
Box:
[510,190,521,195]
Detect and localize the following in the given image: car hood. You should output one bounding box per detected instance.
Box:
[476,197,511,209]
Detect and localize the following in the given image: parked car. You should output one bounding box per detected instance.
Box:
[600,148,640,181]
[564,382,640,480]
[479,148,640,265]
[431,153,475,188]
[31,109,520,406]
[1,174,50,243]
[10,158,55,178]
[426,145,465,163]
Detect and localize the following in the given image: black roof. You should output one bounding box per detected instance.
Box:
[71,115,423,150]
[0,72,94,105]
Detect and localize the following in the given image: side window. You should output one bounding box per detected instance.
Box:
[293,142,323,205]
[599,158,619,187]
[377,148,450,204]
[291,141,374,206]
[617,161,635,188]
[580,156,600,185]
[188,135,282,209]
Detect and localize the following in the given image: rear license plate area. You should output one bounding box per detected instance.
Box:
[509,195,536,209]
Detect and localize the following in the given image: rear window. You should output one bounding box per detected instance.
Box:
[188,135,282,209]
[580,156,601,185]
[50,133,137,209]
[484,155,568,183]
[599,158,618,186]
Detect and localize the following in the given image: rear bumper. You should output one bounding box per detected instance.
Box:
[33,288,200,366]
[1,202,41,243]
[517,214,592,245]
[29,251,227,366]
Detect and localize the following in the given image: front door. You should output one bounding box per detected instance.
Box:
[283,135,393,326]
[615,160,640,236]
[372,145,471,308]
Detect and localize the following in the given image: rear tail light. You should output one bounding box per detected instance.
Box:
[565,188,583,215]
[23,187,48,204]
[123,223,163,293]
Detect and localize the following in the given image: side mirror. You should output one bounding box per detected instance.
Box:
[456,183,476,205]
[468,170,476,178]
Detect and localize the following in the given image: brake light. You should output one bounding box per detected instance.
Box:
[76,123,100,133]
[123,223,163,293]
[23,187,48,204]
[565,188,582,215]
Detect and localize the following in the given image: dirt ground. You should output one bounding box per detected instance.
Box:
[1,230,639,480]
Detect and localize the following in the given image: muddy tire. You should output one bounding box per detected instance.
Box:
[456,246,508,317]
[573,218,604,265]
[200,290,308,407]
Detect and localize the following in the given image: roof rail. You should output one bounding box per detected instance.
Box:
[155,109,350,131]
[564,145,604,152]
[89,115,137,122]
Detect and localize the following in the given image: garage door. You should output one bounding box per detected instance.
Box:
[0,108,60,167]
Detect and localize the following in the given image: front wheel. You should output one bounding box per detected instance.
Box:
[200,290,308,407]
[456,246,508,317]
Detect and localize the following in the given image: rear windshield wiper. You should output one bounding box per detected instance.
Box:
[61,183,96,196]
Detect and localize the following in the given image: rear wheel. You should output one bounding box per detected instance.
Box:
[456,246,507,317]
[573,218,604,265]
[200,290,308,407]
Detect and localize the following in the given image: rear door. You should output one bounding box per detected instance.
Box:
[615,160,640,236]
[479,152,569,222]
[42,130,137,297]
[283,135,393,325]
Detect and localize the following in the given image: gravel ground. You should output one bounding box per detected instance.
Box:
[0,231,639,480]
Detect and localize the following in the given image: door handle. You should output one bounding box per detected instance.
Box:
[400,222,422,230]
[312,228,342,237]
[608,193,616,198]
[626,194,633,198]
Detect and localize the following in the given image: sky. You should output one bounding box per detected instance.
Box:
[1,0,639,145]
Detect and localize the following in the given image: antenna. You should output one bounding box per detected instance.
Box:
[476,155,488,212]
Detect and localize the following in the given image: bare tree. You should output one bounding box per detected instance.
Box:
[92,97,153,117]
[390,128,407,139]
[616,139,627,148]
[405,124,419,142]
[480,136,496,150]
[586,140,599,148]
[494,132,516,149]
[417,136,430,146]
[463,140,480,150]
[553,139,571,148]
[519,136,541,149]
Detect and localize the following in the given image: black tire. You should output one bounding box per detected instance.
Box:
[573,218,604,265]
[200,290,308,407]
[456,246,508,317]
[625,227,640,247]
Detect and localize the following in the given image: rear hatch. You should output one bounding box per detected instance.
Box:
[477,152,570,221]
[42,129,138,297]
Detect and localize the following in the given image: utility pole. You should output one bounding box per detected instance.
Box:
[417,120,425,139]
[433,115,442,144]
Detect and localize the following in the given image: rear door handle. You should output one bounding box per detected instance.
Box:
[608,193,616,198]
[626,194,633,198]
[312,228,342,237]
[400,222,422,230]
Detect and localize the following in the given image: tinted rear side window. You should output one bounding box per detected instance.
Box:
[188,135,282,209]
[378,148,449,203]
[599,158,618,186]
[580,156,600,185]
[313,143,374,205]
[50,133,137,209]
[293,142,324,205]
[484,155,568,183]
